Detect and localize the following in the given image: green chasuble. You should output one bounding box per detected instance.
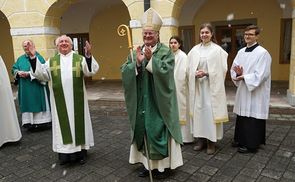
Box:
[121,43,183,160]
[12,52,49,113]
[50,54,85,145]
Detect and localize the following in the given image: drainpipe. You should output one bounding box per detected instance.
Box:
[144,0,150,11]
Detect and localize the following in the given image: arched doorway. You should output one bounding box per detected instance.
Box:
[0,11,14,81]
[45,0,131,80]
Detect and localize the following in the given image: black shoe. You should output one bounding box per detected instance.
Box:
[138,168,149,177]
[58,153,70,165]
[238,146,257,154]
[40,122,52,130]
[23,124,34,131]
[28,124,40,132]
[46,122,52,128]
[79,158,86,165]
[59,159,68,165]
[231,141,239,148]
[75,150,87,165]
[23,123,32,129]
[153,169,171,179]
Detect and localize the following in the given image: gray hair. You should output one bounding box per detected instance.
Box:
[55,35,73,46]
[22,39,35,46]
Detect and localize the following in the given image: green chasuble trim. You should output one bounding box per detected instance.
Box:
[50,53,85,145]
[121,43,182,160]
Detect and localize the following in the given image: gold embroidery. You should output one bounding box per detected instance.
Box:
[72,60,81,77]
[50,61,60,76]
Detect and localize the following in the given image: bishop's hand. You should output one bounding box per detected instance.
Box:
[144,46,152,61]
[136,46,144,66]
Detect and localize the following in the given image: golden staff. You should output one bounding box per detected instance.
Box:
[117,24,134,62]
[117,24,153,182]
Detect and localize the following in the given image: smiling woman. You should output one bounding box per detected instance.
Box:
[187,23,229,155]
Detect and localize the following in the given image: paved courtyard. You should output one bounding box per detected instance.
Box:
[1,81,295,182]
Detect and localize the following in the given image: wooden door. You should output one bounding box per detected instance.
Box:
[67,33,92,82]
[179,25,195,54]
[215,25,249,80]
[67,33,89,56]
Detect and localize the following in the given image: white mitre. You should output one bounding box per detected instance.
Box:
[141,8,163,31]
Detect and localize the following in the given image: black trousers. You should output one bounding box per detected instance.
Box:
[58,149,87,163]
[234,115,265,149]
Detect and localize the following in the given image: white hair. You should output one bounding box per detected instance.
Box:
[22,39,35,46]
[55,35,73,46]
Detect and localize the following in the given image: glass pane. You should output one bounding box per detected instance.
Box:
[235,29,245,51]
[220,29,232,53]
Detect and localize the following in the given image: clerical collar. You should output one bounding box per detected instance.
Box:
[245,43,259,52]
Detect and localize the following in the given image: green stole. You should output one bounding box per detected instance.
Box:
[50,53,85,145]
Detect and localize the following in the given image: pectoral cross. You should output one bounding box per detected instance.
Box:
[50,61,60,77]
[72,61,81,77]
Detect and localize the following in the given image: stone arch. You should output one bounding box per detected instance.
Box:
[45,0,143,28]
[44,0,134,80]
[0,10,14,81]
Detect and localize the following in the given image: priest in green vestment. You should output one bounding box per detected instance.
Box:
[121,8,183,179]
[12,40,51,130]
[31,35,99,165]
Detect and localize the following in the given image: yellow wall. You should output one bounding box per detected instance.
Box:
[89,4,130,80]
[1,0,291,81]
[193,0,288,80]
[0,12,14,81]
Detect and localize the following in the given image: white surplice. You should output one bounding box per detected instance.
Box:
[231,45,272,119]
[188,42,228,142]
[173,49,193,143]
[32,51,99,153]
[129,138,183,172]
[0,56,22,147]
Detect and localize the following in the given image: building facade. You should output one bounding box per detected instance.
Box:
[0,0,295,104]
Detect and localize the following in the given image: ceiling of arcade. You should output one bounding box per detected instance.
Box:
[0,0,131,28]
[44,0,143,29]
[0,0,292,28]
[178,0,292,26]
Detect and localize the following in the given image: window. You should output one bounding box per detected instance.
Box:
[280,18,292,64]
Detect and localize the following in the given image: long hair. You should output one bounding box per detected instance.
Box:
[169,36,184,51]
[199,23,217,43]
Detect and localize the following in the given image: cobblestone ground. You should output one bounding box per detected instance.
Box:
[1,101,295,182]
